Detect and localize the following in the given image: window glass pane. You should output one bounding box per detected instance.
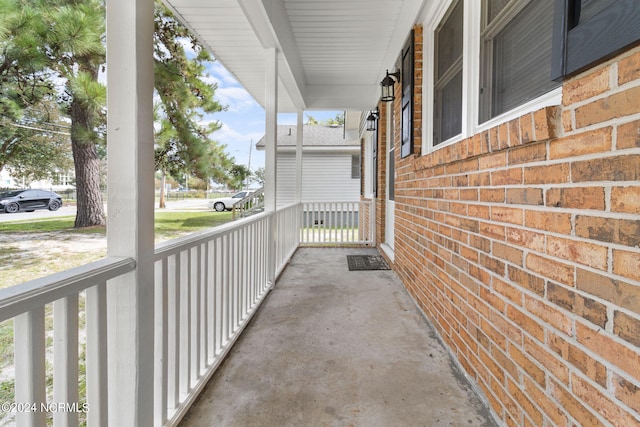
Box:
[483,0,560,120]
[434,0,463,146]
[436,70,463,144]
[351,154,360,179]
[436,0,464,80]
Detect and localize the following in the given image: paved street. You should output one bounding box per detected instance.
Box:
[0,198,211,223]
[0,205,77,223]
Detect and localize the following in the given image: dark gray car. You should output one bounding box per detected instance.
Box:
[0,189,63,213]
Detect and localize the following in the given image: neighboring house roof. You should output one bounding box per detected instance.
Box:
[256,124,360,151]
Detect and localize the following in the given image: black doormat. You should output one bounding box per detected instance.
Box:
[347,255,390,271]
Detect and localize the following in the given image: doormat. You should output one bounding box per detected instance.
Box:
[347,255,390,271]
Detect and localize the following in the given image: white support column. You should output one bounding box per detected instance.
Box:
[264,48,278,212]
[295,109,303,204]
[264,48,278,287]
[106,0,155,426]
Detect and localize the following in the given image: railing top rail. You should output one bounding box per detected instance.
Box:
[236,187,264,205]
[0,202,307,323]
[154,203,301,259]
[232,188,265,219]
[301,200,367,204]
[0,256,135,323]
[155,209,271,259]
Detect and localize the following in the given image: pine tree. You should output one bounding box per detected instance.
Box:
[2,0,232,220]
[0,0,55,177]
[40,0,107,227]
[153,3,232,208]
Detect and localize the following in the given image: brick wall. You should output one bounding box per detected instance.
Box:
[388,27,640,426]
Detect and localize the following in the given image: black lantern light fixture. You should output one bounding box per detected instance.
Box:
[366,108,379,131]
[380,69,400,102]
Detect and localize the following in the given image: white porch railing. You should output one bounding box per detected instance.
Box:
[231,187,265,220]
[152,203,300,426]
[300,200,375,246]
[0,204,301,427]
[0,201,376,426]
[0,257,136,427]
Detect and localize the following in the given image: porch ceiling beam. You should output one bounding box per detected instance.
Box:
[163,0,430,111]
[238,0,307,110]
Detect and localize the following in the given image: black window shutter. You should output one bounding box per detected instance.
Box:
[401,30,414,158]
[552,0,640,79]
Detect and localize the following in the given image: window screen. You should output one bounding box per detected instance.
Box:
[481,0,561,122]
[434,0,464,145]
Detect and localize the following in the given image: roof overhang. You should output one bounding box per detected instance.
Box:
[161,0,427,113]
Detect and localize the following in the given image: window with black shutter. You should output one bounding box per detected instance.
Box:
[372,127,378,197]
[400,31,414,158]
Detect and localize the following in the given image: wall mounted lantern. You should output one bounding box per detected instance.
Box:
[380,69,400,102]
[366,108,379,131]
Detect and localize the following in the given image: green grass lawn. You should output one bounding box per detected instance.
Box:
[0,210,235,289]
[0,209,237,423]
[154,210,233,237]
[0,210,233,238]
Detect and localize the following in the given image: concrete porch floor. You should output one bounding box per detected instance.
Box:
[179,247,497,427]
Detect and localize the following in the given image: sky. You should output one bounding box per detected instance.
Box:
[204,60,340,174]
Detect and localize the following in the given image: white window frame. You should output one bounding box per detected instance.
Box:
[433,0,464,146]
[421,0,562,155]
[363,135,374,198]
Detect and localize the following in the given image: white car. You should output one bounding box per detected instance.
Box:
[208,191,250,212]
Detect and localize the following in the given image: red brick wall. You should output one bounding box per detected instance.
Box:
[389,27,640,426]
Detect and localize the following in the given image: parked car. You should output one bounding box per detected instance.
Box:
[208,191,250,212]
[0,189,63,213]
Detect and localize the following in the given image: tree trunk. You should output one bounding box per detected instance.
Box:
[159,169,166,209]
[70,97,105,228]
[72,139,105,227]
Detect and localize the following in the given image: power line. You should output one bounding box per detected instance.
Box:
[20,118,71,130]
[6,122,71,136]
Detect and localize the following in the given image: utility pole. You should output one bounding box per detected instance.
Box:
[245,138,252,189]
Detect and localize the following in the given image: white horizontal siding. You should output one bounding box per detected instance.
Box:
[276,152,360,207]
[276,154,297,207]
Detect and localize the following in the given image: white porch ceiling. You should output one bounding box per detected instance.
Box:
[161,0,426,112]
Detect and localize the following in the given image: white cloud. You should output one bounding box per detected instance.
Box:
[216,87,258,113]
[206,61,243,88]
[216,122,264,148]
[212,121,265,170]
[178,38,196,57]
